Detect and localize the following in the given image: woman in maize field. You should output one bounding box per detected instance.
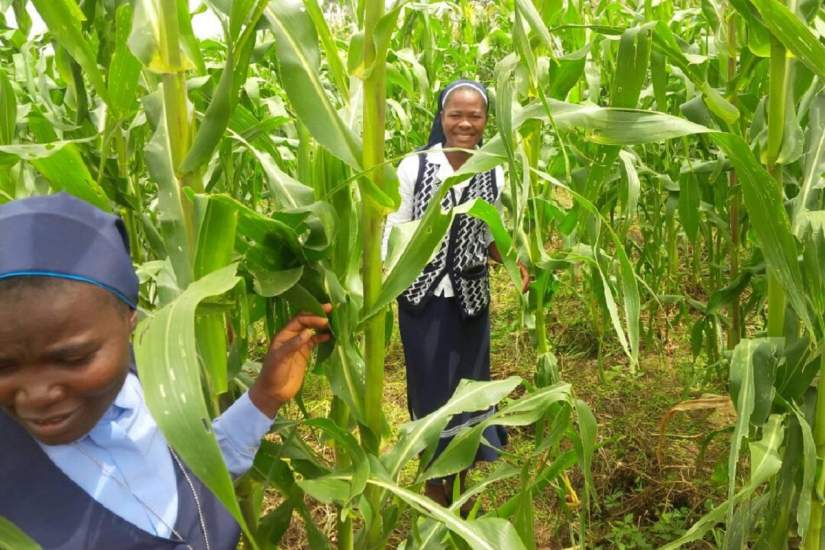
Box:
[0,193,331,549]
[385,80,530,508]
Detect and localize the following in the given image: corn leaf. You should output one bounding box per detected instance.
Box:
[107,3,142,116]
[610,25,652,109]
[794,94,825,230]
[749,0,825,81]
[382,377,523,479]
[264,0,362,170]
[368,475,528,550]
[726,337,783,536]
[133,264,253,542]
[0,517,41,550]
[0,71,15,144]
[712,132,814,336]
[424,383,573,479]
[0,141,110,211]
[30,0,109,103]
[192,197,238,395]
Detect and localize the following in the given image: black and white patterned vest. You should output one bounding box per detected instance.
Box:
[398,154,499,318]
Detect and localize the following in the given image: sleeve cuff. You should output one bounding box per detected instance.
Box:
[212,392,275,476]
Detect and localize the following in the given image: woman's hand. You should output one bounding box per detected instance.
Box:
[489,243,531,294]
[248,304,333,418]
[518,261,530,294]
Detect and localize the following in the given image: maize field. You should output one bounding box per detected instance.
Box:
[0,0,824,547]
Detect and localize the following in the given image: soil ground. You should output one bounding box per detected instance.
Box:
[271,264,735,548]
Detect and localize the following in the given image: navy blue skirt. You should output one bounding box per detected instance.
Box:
[398,296,507,478]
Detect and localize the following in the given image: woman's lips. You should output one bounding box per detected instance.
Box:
[23,409,78,437]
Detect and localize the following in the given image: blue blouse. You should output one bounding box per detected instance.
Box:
[37,373,272,538]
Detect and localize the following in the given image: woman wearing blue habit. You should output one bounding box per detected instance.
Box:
[385,80,529,509]
[0,193,331,549]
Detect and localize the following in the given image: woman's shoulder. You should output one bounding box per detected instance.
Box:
[396,151,425,184]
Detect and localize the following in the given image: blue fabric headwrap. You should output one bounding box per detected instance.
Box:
[425,79,489,149]
[0,193,139,308]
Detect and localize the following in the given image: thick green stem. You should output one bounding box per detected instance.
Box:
[359,0,388,454]
[805,352,825,547]
[766,34,788,338]
[726,8,741,348]
[158,0,198,286]
[360,1,388,546]
[331,397,354,550]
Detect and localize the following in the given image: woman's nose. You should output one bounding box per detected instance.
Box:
[14,371,67,413]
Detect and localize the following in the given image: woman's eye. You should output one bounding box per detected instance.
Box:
[63,354,94,367]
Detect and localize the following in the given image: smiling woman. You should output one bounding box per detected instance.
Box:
[384,79,530,511]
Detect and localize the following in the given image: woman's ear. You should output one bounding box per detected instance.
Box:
[129,309,138,332]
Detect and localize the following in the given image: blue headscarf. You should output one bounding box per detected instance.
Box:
[0,193,139,308]
[425,79,490,148]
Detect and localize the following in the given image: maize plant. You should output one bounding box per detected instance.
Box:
[0,0,824,547]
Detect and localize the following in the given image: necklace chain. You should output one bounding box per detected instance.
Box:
[72,444,210,550]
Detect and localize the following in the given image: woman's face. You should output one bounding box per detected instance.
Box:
[440,87,487,150]
[0,281,135,445]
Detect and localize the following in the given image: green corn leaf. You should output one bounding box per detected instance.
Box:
[678,172,701,243]
[368,474,528,550]
[264,0,363,170]
[302,0,349,97]
[133,264,255,544]
[514,0,554,54]
[513,100,714,145]
[415,464,522,547]
[789,402,817,539]
[180,48,236,174]
[726,338,783,536]
[610,25,652,109]
[129,0,196,74]
[652,22,739,125]
[306,417,369,498]
[749,0,825,81]
[0,517,41,550]
[251,267,304,297]
[192,197,239,395]
[0,71,15,145]
[0,141,110,211]
[712,132,814,336]
[175,0,205,74]
[107,3,142,116]
[424,383,573,480]
[794,94,825,230]
[382,377,523,479]
[30,0,109,104]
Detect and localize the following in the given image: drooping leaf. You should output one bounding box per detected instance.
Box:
[382,377,523,478]
[713,132,814,335]
[0,141,110,211]
[133,265,254,542]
